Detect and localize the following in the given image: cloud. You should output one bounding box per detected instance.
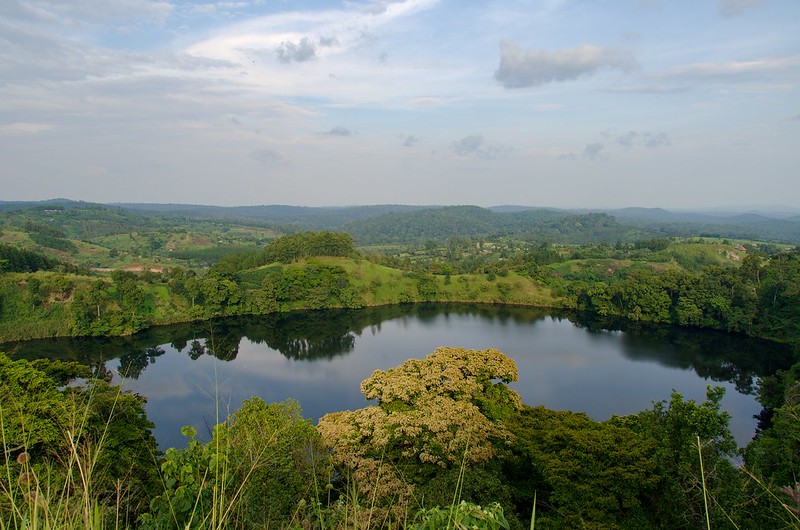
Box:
[251,147,284,164]
[0,122,54,134]
[345,0,408,15]
[604,85,687,94]
[718,0,765,17]
[615,131,637,148]
[276,37,317,63]
[560,143,606,161]
[0,0,173,27]
[324,126,353,136]
[652,55,800,90]
[403,134,420,147]
[658,56,800,84]
[453,135,483,155]
[610,130,670,149]
[318,36,338,48]
[494,40,637,89]
[583,143,605,160]
[610,56,800,93]
[562,130,669,160]
[642,132,670,148]
[451,135,505,158]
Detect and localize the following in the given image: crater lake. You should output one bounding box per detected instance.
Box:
[4,304,792,450]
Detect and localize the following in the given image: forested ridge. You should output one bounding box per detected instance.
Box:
[2,203,800,528]
[1,229,798,346]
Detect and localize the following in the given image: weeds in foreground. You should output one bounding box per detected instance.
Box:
[1,383,133,530]
[740,466,800,529]
[3,349,798,530]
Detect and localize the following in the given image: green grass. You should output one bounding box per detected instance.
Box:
[319,257,559,307]
[668,242,743,271]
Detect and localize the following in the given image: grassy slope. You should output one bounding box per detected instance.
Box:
[0,240,764,343]
[319,256,559,307]
[0,272,80,340]
[0,257,562,342]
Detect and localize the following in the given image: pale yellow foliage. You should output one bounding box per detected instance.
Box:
[317,347,521,522]
[361,347,519,407]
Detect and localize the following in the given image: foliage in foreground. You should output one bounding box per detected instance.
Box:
[139,398,330,530]
[3,347,800,529]
[0,353,160,528]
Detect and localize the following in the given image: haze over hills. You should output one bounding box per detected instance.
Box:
[2,199,800,245]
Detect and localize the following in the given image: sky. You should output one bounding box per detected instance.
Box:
[1,0,798,209]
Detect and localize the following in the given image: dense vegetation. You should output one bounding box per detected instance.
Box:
[3,224,798,347]
[2,201,800,528]
[2,348,799,529]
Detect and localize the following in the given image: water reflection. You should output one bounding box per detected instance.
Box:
[4,304,792,390]
[565,312,792,394]
[2,304,793,449]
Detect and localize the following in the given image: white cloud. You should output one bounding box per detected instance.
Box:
[494,40,638,89]
[0,122,54,134]
[608,56,800,94]
[659,56,800,84]
[0,0,172,27]
[187,0,441,66]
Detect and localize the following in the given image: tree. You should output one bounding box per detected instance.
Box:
[140,399,329,530]
[506,406,658,528]
[317,348,520,524]
[619,387,742,528]
[0,354,159,524]
[264,232,356,263]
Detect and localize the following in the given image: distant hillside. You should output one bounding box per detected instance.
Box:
[0,202,164,240]
[0,198,83,212]
[342,205,651,244]
[570,207,800,244]
[4,200,799,244]
[115,203,432,230]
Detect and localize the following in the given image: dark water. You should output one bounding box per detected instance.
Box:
[3,304,793,450]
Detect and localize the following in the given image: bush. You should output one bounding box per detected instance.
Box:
[139,398,330,530]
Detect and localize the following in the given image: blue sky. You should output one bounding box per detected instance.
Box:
[1,0,798,208]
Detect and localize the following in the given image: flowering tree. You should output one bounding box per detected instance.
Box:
[317,347,521,523]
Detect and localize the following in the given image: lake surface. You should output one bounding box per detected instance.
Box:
[4,304,793,450]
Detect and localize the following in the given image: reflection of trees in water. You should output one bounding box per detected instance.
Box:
[6,304,792,389]
[277,334,357,360]
[118,347,166,379]
[243,312,359,360]
[203,329,241,361]
[568,312,794,394]
[92,360,113,382]
[188,339,205,360]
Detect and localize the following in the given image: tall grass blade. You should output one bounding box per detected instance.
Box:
[697,435,711,530]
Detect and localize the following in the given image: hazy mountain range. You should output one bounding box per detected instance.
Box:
[2,199,799,245]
